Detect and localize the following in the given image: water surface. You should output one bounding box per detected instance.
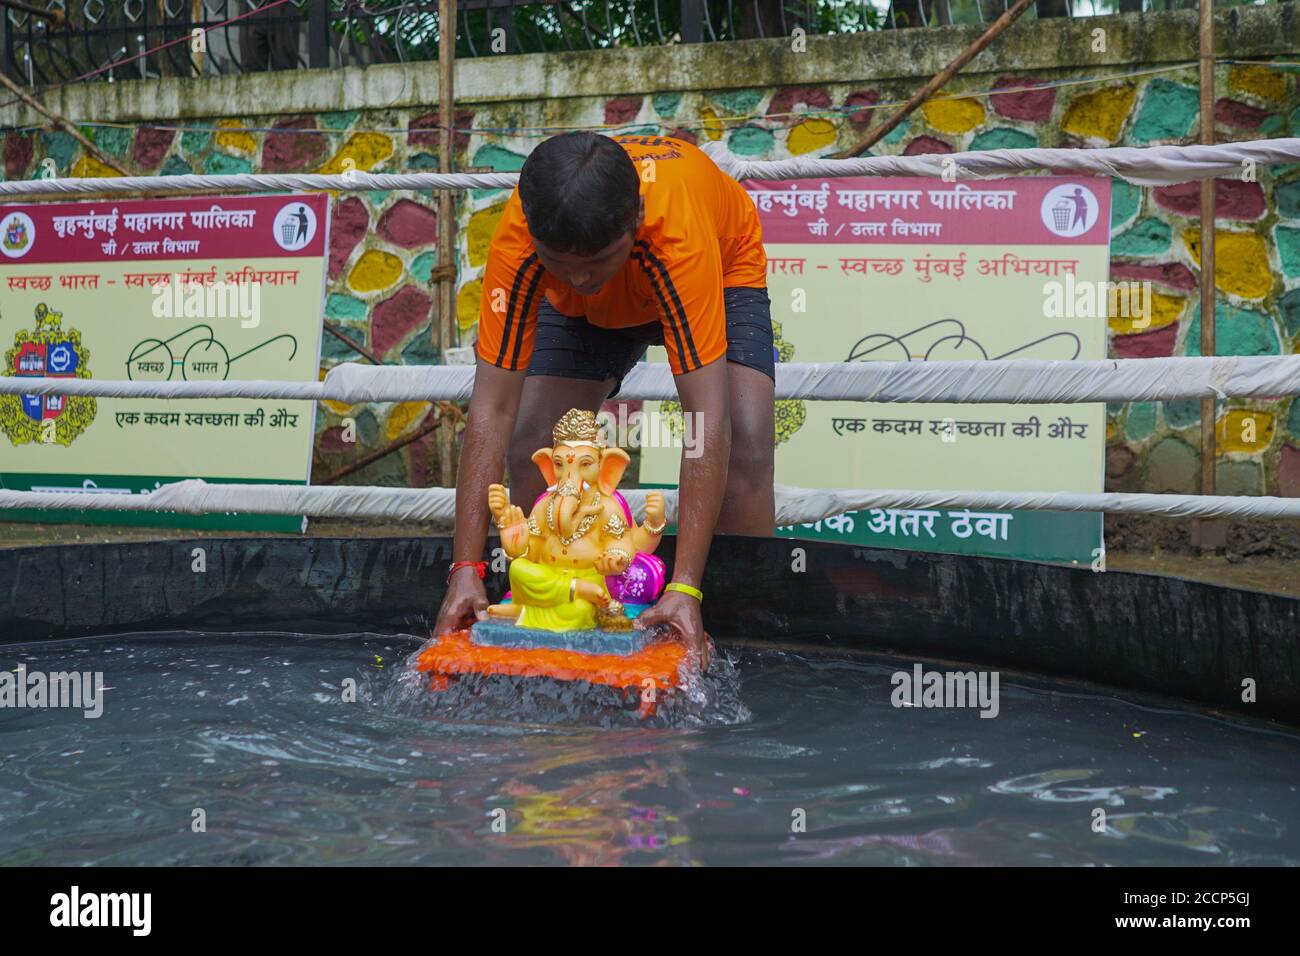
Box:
[1,631,1297,865]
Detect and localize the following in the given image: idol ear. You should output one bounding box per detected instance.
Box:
[598,447,631,495]
[532,448,558,487]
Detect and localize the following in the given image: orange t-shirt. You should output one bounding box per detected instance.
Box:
[476,135,766,376]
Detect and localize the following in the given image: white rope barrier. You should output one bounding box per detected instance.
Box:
[0,169,520,199]
[729,356,1300,404]
[0,481,459,522]
[8,356,1299,404]
[769,485,1300,524]
[2,138,1297,199]
[3,480,1298,523]
[0,365,477,402]
[705,136,1300,186]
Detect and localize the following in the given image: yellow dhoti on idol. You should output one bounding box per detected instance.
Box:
[509,558,607,632]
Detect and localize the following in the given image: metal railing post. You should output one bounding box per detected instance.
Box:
[308,0,329,68]
[680,0,703,42]
[0,7,9,86]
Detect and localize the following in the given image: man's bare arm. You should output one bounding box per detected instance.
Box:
[453,359,527,563]
[670,357,731,588]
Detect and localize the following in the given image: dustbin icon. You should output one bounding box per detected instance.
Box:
[1051,200,1073,232]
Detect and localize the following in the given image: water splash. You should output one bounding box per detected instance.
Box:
[378,642,751,729]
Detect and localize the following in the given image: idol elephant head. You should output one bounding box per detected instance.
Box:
[531,408,630,540]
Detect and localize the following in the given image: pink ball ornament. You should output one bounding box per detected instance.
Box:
[607,552,667,604]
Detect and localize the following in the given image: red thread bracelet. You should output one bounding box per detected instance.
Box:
[447,560,487,584]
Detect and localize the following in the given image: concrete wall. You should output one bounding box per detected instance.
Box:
[2,5,1299,496]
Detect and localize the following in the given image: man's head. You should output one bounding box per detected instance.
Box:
[519,132,642,296]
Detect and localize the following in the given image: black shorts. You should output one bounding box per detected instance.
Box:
[525,286,775,398]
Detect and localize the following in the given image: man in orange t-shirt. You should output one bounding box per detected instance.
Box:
[434,132,776,663]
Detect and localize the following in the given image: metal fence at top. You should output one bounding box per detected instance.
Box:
[0,0,1283,87]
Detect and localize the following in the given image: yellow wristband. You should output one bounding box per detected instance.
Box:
[665,582,703,603]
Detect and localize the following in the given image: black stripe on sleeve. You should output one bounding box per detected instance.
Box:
[510,259,545,371]
[633,240,703,371]
[495,253,540,369]
[632,247,690,372]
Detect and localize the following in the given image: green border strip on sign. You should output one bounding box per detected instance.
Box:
[640,482,1101,566]
[0,473,306,533]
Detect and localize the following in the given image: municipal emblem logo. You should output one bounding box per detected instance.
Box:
[1,210,35,258]
[0,303,97,446]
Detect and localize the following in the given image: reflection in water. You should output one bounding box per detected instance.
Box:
[1105,807,1284,856]
[781,828,965,864]
[493,765,694,865]
[991,769,1178,805]
[1,634,1298,866]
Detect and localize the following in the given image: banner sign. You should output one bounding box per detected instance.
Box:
[0,193,329,532]
[641,175,1112,565]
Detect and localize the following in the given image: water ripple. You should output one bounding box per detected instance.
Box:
[1,632,1298,865]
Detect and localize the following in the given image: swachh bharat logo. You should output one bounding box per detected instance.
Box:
[0,303,97,446]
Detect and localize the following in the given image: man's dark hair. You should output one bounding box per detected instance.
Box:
[518,132,641,256]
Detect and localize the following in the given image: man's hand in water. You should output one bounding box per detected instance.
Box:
[635,588,710,671]
[434,568,488,636]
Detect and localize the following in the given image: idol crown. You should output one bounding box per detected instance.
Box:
[552,408,606,448]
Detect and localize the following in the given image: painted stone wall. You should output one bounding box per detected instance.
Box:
[2,8,1299,496]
